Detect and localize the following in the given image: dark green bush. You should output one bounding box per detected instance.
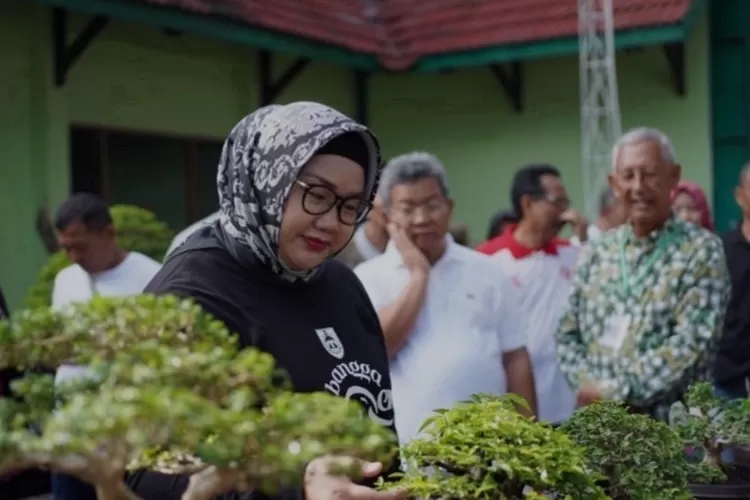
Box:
[561,401,691,500]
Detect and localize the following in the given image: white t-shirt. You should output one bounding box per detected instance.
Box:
[354,238,527,445]
[489,234,578,423]
[52,251,161,385]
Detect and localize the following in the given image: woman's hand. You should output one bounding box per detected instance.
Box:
[304,455,406,500]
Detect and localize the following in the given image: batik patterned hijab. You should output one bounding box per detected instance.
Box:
[216,102,382,283]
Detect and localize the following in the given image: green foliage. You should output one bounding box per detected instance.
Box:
[670,382,750,478]
[109,205,174,261]
[24,251,70,311]
[0,295,396,500]
[24,205,174,309]
[1,295,236,370]
[561,401,691,500]
[383,393,608,500]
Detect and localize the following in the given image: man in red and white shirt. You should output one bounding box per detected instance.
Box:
[477,164,587,424]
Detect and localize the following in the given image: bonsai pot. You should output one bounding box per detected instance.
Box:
[691,464,750,499]
[690,483,750,499]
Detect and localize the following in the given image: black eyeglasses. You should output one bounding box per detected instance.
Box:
[295,180,372,226]
[534,193,570,210]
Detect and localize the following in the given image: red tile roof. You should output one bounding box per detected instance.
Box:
[138,0,694,70]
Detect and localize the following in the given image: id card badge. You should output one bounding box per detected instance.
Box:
[600,312,631,352]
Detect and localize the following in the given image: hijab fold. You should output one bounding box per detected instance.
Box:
[216,102,382,283]
[672,180,714,231]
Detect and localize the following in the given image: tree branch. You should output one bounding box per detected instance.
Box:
[182,466,246,500]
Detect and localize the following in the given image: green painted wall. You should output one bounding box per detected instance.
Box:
[0,0,712,310]
[710,0,750,232]
[0,2,68,313]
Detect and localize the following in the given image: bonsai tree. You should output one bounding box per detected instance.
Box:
[0,295,397,500]
[25,204,174,309]
[381,393,608,499]
[669,382,750,484]
[561,400,692,500]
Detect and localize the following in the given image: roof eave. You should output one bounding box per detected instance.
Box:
[26,0,382,71]
[412,0,707,73]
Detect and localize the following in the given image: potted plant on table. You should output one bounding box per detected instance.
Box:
[380,393,608,499]
[0,295,397,500]
[670,382,750,499]
[560,400,692,499]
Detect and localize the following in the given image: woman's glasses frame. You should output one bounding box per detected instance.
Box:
[295,180,372,226]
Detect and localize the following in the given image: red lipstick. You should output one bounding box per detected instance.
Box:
[302,236,329,252]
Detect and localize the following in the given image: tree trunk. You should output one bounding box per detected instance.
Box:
[94,481,143,500]
[181,466,246,500]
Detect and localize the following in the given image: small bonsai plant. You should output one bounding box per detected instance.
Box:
[381,393,608,499]
[0,295,397,500]
[25,204,174,309]
[561,400,692,500]
[670,382,750,486]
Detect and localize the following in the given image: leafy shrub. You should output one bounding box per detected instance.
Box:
[25,205,173,309]
[382,393,608,499]
[0,295,396,500]
[561,400,691,500]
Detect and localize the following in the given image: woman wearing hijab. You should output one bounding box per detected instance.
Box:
[672,180,714,231]
[126,102,403,500]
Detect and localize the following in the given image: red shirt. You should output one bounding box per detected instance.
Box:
[475,225,570,258]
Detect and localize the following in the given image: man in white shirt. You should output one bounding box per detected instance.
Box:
[50,193,160,500]
[478,164,584,424]
[354,152,535,445]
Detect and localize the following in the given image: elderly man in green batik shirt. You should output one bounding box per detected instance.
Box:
[556,127,731,421]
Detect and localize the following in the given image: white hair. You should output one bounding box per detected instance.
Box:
[611,127,677,171]
[378,151,449,207]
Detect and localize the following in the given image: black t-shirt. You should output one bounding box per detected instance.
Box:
[715,228,750,392]
[126,228,397,500]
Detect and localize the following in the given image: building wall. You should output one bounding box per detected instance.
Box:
[0,0,711,310]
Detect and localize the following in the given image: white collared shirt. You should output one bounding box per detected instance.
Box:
[354,238,527,445]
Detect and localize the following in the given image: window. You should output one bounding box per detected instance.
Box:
[70,126,223,232]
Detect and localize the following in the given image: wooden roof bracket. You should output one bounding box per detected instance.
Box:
[489,62,524,113]
[52,7,109,87]
[662,41,686,97]
[258,50,311,106]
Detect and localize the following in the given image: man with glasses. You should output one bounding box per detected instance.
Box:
[354,152,535,445]
[478,164,586,424]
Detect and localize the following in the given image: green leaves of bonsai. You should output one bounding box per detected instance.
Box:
[383,393,608,499]
[561,401,692,500]
[0,295,397,500]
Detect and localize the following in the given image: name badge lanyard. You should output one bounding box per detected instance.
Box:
[616,229,671,301]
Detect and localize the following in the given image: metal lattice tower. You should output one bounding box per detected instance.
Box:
[578,0,622,219]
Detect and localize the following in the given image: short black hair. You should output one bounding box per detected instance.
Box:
[510,163,561,217]
[54,193,113,232]
[486,209,518,240]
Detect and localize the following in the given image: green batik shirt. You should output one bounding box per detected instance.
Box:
[556,215,731,420]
